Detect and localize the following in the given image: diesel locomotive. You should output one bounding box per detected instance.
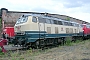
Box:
[12,14,90,48]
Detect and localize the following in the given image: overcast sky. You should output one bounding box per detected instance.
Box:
[0,0,90,22]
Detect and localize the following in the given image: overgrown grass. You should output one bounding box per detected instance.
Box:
[0,48,44,60]
[0,52,4,56]
[0,47,5,55]
[65,38,82,46]
[0,39,90,60]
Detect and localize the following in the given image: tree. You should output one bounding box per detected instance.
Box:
[66,17,70,21]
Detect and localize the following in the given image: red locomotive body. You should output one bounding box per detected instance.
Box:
[82,24,90,35]
[82,24,87,35]
[0,27,15,53]
[87,25,90,35]
[3,27,15,37]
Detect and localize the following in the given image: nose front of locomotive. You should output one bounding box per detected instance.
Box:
[13,15,29,46]
[14,26,26,46]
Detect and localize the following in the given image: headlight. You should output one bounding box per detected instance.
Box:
[15,31,25,35]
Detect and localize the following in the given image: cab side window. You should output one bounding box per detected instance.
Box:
[38,17,46,23]
[32,17,37,23]
[64,22,69,26]
[53,20,58,24]
[58,21,63,25]
[46,19,51,24]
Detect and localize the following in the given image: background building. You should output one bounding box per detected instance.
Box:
[0,8,90,33]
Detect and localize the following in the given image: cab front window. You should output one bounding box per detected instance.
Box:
[16,15,28,24]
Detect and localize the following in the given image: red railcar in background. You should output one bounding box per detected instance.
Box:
[82,24,90,35]
[3,27,15,38]
[87,25,90,35]
[0,27,14,53]
[82,24,87,35]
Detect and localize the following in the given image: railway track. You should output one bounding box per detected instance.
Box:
[3,44,58,53]
[3,45,26,51]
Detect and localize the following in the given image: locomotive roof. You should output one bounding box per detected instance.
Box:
[22,14,80,24]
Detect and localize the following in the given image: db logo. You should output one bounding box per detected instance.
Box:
[61,28,63,31]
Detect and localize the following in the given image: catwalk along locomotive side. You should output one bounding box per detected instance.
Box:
[13,14,84,48]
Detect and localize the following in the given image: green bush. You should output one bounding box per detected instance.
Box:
[0,47,5,55]
[65,39,72,46]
